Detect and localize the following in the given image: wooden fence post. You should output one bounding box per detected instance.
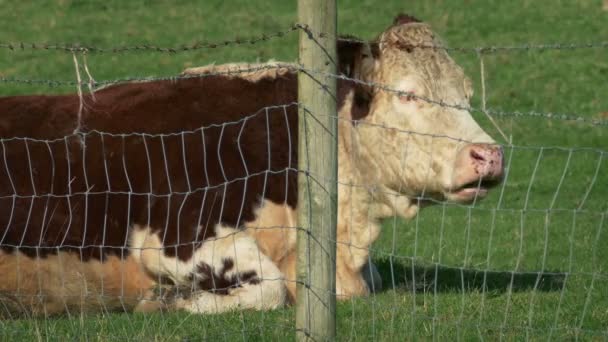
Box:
[295,0,338,340]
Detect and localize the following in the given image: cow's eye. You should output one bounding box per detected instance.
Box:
[399,90,416,103]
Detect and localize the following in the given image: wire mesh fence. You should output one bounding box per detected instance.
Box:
[0,7,607,341]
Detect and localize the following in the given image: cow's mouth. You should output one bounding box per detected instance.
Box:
[447,178,502,203]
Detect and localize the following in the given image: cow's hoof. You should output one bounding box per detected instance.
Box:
[361,260,382,293]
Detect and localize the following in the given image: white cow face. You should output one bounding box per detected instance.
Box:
[352,17,503,205]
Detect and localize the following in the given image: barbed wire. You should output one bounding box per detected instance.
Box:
[2,63,606,127]
[331,32,608,54]
[1,24,606,54]
[0,26,301,54]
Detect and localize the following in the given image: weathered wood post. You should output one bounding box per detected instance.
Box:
[296,0,338,340]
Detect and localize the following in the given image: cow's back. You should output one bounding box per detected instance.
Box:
[0,74,299,261]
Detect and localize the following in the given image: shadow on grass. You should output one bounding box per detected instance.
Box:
[373,257,566,294]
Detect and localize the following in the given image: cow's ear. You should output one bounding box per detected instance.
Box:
[338,36,379,81]
[337,37,365,77]
[370,42,380,59]
[393,13,421,26]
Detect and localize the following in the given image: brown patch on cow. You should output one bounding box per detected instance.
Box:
[0,250,154,317]
[336,82,373,123]
[351,86,372,121]
[189,258,261,295]
[336,39,376,121]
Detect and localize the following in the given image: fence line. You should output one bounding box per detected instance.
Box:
[0,26,301,53]
[1,24,607,53]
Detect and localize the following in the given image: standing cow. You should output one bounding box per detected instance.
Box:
[0,14,502,316]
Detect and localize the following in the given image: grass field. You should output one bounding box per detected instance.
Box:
[1,0,607,340]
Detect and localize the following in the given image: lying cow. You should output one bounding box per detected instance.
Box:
[0,14,503,316]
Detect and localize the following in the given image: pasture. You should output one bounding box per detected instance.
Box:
[1,0,607,340]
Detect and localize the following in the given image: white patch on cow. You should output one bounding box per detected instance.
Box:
[130,224,285,313]
[181,60,295,82]
[242,200,299,301]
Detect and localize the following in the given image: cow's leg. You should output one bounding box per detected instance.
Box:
[278,248,381,303]
[278,250,297,304]
[333,216,383,299]
[335,250,370,299]
[334,258,384,299]
[243,200,298,304]
[131,224,286,313]
[0,250,154,317]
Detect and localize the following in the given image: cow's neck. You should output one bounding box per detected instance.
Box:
[335,91,420,274]
[335,121,379,275]
[334,90,385,274]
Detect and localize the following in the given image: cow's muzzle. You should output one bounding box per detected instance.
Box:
[447,143,504,203]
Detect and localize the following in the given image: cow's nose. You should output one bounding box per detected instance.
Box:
[468,144,503,179]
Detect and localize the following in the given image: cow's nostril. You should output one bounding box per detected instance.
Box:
[494,146,504,157]
[470,149,486,162]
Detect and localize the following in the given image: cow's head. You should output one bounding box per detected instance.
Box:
[347,14,503,208]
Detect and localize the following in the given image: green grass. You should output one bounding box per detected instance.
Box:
[1,0,607,340]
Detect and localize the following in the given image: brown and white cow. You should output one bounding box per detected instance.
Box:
[0,14,503,316]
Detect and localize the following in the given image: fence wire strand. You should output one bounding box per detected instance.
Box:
[1,23,607,54]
